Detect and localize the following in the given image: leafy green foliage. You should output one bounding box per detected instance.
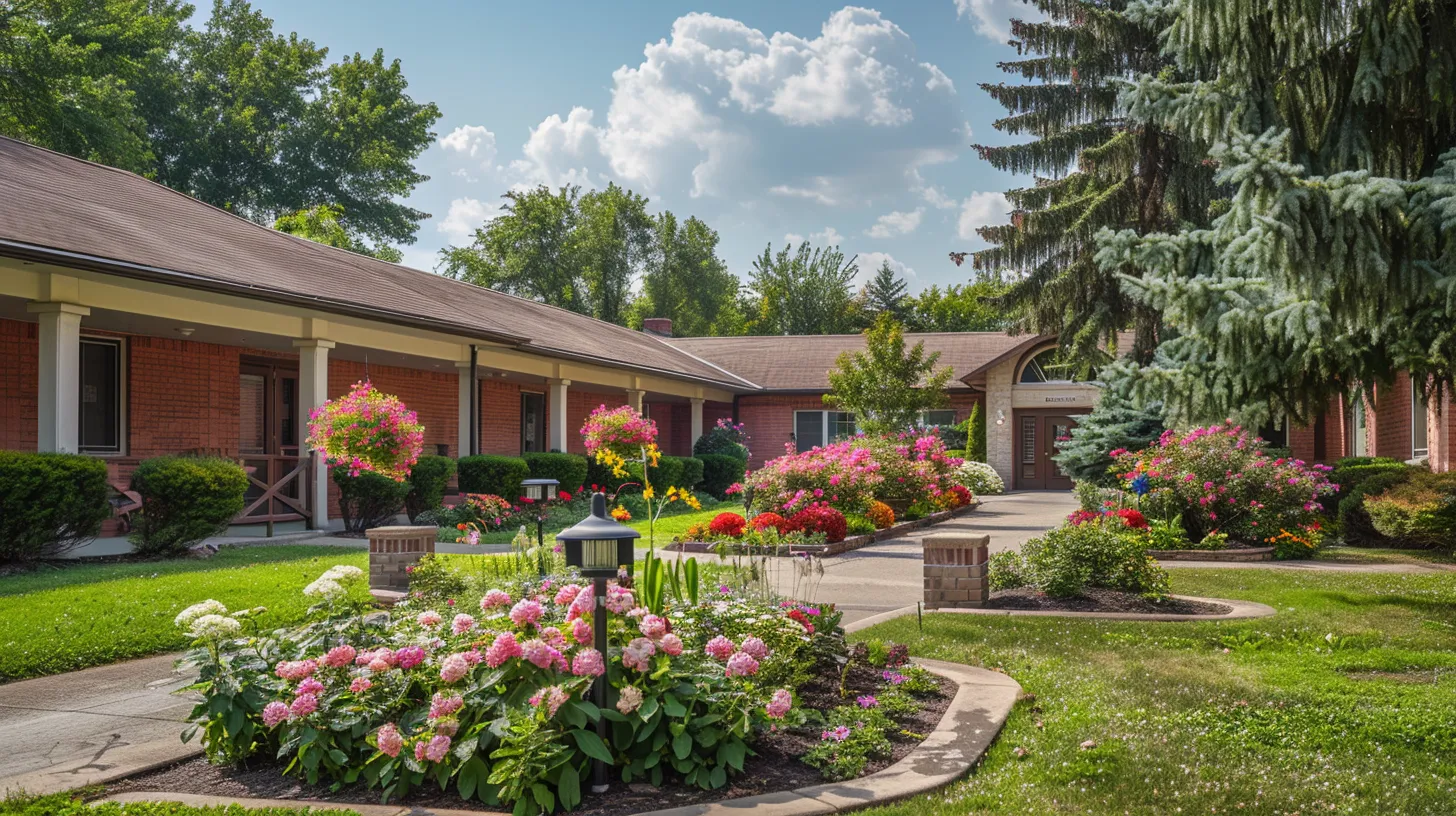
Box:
[1338,467,1419,546]
[860,261,909,321]
[746,241,862,335]
[274,203,402,261]
[458,455,531,499]
[522,453,589,495]
[332,468,410,534]
[692,420,749,461]
[0,790,351,815]
[696,454,747,499]
[1053,389,1165,486]
[129,455,248,554]
[1363,471,1456,551]
[1000,518,1170,598]
[633,212,746,337]
[902,278,1013,333]
[0,450,110,561]
[964,403,986,463]
[825,314,954,435]
[404,455,457,522]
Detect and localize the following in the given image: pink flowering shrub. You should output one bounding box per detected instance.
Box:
[744,431,963,515]
[1112,421,1336,546]
[306,380,424,481]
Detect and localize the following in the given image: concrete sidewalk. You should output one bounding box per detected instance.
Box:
[0,654,198,796]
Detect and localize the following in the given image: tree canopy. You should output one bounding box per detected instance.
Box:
[1,0,440,249]
[747,242,862,335]
[824,313,954,435]
[861,262,909,322]
[273,204,402,262]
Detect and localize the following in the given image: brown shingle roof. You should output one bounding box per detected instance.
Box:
[667,332,1031,391]
[0,136,749,389]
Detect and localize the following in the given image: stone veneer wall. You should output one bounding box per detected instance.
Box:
[984,357,1016,487]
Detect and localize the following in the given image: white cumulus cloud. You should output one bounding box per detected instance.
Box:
[957,192,1012,240]
[508,7,963,210]
[439,125,498,163]
[438,197,503,242]
[954,0,1042,44]
[866,208,924,238]
[854,251,916,287]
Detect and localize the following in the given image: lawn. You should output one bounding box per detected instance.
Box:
[853,568,1456,815]
[0,545,369,682]
[1,792,344,815]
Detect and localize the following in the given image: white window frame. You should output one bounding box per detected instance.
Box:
[1349,394,1368,457]
[918,409,958,429]
[792,410,856,452]
[1412,379,1429,461]
[78,334,127,456]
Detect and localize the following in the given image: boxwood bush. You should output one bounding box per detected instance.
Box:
[404,455,457,522]
[523,452,589,494]
[457,455,530,498]
[334,468,410,534]
[1363,470,1456,550]
[697,453,747,499]
[0,451,111,561]
[678,454,705,489]
[130,456,248,555]
[1338,465,1418,546]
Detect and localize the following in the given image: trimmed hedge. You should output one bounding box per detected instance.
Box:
[130,456,248,555]
[404,455,457,522]
[0,451,111,561]
[1364,470,1456,550]
[1329,457,1407,504]
[697,453,746,499]
[654,456,686,491]
[678,455,705,489]
[523,452,589,494]
[457,455,530,498]
[1338,466,1417,546]
[335,468,410,534]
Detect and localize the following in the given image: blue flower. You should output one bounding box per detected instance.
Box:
[1130,474,1151,497]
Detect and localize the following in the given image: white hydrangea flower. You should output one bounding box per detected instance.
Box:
[320,565,364,585]
[189,614,241,639]
[304,578,346,598]
[175,599,228,629]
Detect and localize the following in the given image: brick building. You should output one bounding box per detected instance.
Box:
[0,136,1445,538]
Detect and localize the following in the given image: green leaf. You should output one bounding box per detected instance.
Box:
[638,695,659,721]
[721,738,746,771]
[663,694,687,718]
[557,763,581,810]
[709,765,727,789]
[571,728,615,764]
[672,731,692,760]
[531,782,555,811]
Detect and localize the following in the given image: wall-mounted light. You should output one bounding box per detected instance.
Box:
[176,327,195,337]
[995,409,1006,426]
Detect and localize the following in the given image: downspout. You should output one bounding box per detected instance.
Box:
[469,344,480,456]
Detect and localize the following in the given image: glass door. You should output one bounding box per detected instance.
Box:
[521,393,546,453]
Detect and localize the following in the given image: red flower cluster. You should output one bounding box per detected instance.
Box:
[708,512,747,538]
[1116,508,1148,529]
[785,607,815,635]
[787,503,847,543]
[750,512,791,534]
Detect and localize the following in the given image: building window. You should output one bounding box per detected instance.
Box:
[1413,380,1429,460]
[793,410,856,452]
[1018,347,1088,384]
[919,409,958,428]
[1349,394,1368,457]
[78,337,123,454]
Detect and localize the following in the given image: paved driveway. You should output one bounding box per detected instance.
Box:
[674,491,1077,626]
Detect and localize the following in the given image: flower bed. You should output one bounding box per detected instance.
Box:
[669,501,980,557]
[164,562,950,814]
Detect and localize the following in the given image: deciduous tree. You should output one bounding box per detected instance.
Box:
[747,242,861,335]
[824,314,954,435]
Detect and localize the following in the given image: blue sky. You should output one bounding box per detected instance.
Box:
[253,1,1033,293]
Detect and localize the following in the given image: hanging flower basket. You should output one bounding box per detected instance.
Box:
[581,404,659,478]
[306,380,424,481]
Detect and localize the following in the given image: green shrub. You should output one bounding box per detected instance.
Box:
[678,455,705,489]
[1053,391,1165,486]
[1364,471,1456,550]
[965,403,987,462]
[333,468,410,534]
[1008,519,1170,598]
[845,513,876,536]
[1329,458,1409,518]
[457,454,530,498]
[522,452,589,494]
[129,456,248,555]
[654,455,686,490]
[403,455,456,522]
[1338,467,1417,546]
[693,418,750,461]
[0,451,111,561]
[987,550,1028,590]
[697,453,747,499]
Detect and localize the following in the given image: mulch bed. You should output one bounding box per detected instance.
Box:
[985,587,1232,615]
[109,656,953,816]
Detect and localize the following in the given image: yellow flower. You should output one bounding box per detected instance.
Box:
[643,485,655,501]
[611,506,632,522]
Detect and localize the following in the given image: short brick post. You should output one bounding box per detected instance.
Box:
[367,526,438,599]
[922,533,990,609]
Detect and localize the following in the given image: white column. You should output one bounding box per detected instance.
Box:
[456,362,475,457]
[626,389,646,412]
[28,302,90,453]
[294,339,334,529]
[690,398,705,444]
[548,378,571,453]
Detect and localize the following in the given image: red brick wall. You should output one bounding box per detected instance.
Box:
[130,335,243,457]
[1371,372,1413,460]
[0,319,38,451]
[565,389,627,455]
[328,360,458,458]
[480,379,527,455]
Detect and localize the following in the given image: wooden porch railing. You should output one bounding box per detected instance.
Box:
[237,454,312,533]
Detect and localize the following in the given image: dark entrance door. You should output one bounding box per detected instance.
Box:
[1015,411,1081,490]
[521,393,546,453]
[239,360,299,456]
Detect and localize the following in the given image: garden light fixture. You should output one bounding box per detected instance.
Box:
[520,478,560,577]
[520,477,559,502]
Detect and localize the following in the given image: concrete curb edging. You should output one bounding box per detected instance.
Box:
[846,595,1275,626]
[105,660,1021,816]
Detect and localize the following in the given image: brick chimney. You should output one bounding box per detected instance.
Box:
[642,317,673,337]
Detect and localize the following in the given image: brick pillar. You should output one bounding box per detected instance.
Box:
[367,525,438,596]
[923,533,990,609]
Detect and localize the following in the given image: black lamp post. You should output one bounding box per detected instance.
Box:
[521,478,559,576]
[556,491,639,794]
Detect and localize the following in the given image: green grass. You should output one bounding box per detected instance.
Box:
[627,507,726,543]
[853,568,1456,815]
[1316,545,1456,566]
[0,545,368,682]
[2,791,347,815]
